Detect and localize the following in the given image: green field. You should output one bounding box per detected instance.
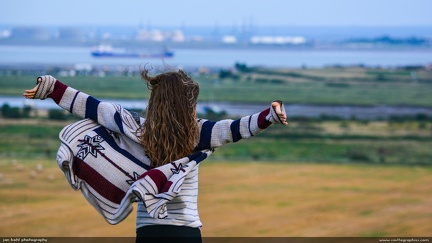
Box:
[1,119,431,165]
[1,66,432,106]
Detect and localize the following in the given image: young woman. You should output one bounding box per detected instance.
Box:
[23,70,287,242]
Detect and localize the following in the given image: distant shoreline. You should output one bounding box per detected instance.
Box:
[1,39,431,51]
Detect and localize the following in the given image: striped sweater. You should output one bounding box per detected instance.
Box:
[34,75,285,229]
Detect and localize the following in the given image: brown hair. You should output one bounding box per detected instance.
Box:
[139,69,200,168]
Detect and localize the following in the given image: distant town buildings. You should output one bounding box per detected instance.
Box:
[249,35,306,45]
[9,27,51,40]
[221,35,237,44]
[0,25,430,47]
[0,29,11,39]
[135,29,185,42]
[222,35,307,45]
[58,27,86,41]
[0,25,311,46]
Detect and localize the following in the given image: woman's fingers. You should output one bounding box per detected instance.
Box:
[23,90,35,99]
[271,101,288,125]
[22,85,38,99]
[278,113,288,125]
[23,77,42,98]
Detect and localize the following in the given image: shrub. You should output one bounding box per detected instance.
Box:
[346,149,371,162]
[1,104,23,118]
[48,109,67,120]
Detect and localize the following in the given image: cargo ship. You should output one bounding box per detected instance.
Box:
[91,45,174,58]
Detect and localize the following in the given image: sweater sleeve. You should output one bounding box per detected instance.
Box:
[34,75,142,137]
[194,107,274,150]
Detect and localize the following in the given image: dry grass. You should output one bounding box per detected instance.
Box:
[199,162,432,237]
[0,159,136,237]
[0,159,431,237]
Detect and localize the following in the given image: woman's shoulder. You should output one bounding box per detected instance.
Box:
[119,106,145,130]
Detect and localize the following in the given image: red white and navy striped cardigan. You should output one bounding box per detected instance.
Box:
[34,75,285,228]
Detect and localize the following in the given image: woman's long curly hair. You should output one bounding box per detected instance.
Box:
[139,69,200,168]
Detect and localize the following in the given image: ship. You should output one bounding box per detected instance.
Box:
[91,45,174,58]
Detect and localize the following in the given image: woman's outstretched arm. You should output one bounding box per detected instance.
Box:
[194,101,287,150]
[23,75,143,138]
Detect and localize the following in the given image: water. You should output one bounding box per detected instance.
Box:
[1,45,431,68]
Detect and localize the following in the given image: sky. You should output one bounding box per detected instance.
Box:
[1,0,432,27]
